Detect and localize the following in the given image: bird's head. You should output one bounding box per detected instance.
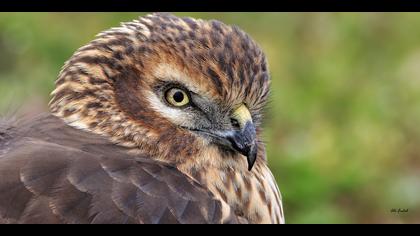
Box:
[49,13,270,172]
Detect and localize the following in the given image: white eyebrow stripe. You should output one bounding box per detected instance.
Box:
[152,63,212,97]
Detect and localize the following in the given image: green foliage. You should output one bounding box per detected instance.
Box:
[1,13,419,223]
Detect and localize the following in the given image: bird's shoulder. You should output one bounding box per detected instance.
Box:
[0,114,243,224]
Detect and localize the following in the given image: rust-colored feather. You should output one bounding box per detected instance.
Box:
[0,115,241,224]
[1,13,283,224]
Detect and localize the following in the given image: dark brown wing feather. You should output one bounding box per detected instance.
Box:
[0,114,241,224]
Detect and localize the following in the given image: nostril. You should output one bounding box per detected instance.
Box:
[230,118,240,129]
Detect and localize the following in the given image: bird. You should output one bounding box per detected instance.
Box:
[0,13,284,224]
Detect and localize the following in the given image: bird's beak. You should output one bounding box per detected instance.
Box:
[227,104,258,171]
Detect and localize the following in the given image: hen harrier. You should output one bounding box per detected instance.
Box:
[0,13,284,224]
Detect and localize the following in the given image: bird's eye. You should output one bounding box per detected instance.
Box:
[165,88,190,107]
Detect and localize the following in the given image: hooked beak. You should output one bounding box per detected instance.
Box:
[226,104,258,171]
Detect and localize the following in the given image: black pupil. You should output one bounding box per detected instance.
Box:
[173,91,184,103]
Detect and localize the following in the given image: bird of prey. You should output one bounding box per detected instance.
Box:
[0,13,284,224]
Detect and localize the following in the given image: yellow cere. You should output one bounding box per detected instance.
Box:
[231,104,253,128]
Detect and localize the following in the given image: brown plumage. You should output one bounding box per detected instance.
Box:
[0,13,284,224]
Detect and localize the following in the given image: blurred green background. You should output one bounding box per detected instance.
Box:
[1,13,420,224]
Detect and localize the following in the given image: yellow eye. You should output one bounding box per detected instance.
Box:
[165,88,190,107]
